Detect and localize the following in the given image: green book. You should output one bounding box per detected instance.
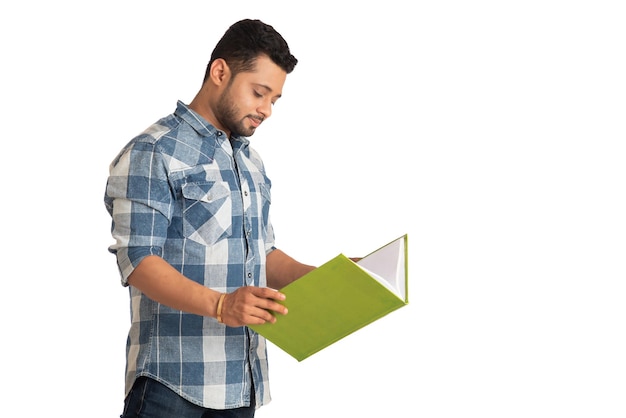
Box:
[250,234,409,361]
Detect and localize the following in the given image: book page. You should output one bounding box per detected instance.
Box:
[356,236,406,301]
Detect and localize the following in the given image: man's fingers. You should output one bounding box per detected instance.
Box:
[249,286,286,301]
[222,286,288,326]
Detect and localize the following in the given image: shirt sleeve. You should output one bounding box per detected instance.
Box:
[105,139,173,285]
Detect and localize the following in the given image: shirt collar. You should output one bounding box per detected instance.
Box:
[174,100,250,146]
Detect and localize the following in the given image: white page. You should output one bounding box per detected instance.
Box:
[356,236,406,301]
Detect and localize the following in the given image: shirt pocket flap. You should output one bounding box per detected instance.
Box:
[182,181,230,203]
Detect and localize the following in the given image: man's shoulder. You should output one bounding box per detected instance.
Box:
[107,113,181,167]
[134,113,182,145]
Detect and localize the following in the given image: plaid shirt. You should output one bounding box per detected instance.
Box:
[104,101,275,409]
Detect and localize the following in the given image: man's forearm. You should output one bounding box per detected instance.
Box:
[266,249,316,289]
[128,255,221,317]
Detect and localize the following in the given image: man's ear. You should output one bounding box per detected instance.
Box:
[209,58,230,86]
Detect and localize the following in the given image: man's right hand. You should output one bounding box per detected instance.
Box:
[218,286,287,327]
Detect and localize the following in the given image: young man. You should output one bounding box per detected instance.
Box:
[105,19,315,418]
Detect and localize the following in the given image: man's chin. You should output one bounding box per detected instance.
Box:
[238,127,257,137]
[231,121,258,137]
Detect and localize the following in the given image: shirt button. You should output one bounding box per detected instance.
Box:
[247,273,252,278]
[244,191,248,196]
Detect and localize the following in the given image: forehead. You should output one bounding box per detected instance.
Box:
[236,55,287,94]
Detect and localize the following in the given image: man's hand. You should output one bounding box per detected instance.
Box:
[219,286,287,327]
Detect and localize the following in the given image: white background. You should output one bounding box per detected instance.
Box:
[1,1,624,416]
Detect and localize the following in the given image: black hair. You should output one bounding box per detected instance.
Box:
[203,19,298,82]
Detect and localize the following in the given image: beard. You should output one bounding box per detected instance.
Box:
[215,83,260,137]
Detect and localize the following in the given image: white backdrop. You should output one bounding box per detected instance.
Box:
[1,1,624,416]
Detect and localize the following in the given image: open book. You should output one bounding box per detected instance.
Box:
[250,234,409,361]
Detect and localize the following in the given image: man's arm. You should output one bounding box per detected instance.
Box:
[266,249,316,290]
[127,255,287,326]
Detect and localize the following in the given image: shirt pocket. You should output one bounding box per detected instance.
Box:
[181,181,233,246]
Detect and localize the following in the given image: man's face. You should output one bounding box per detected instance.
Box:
[215,55,287,137]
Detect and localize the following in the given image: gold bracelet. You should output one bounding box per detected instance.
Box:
[216,293,226,323]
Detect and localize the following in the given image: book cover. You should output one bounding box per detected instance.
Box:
[250,234,408,361]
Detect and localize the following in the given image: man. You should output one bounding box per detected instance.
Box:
[105,19,315,417]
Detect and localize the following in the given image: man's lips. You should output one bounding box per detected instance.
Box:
[249,116,263,128]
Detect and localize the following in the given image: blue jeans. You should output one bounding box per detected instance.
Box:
[121,377,256,418]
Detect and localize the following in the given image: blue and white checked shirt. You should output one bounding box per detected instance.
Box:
[104,101,275,409]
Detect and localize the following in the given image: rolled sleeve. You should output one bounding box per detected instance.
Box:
[106,138,173,284]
